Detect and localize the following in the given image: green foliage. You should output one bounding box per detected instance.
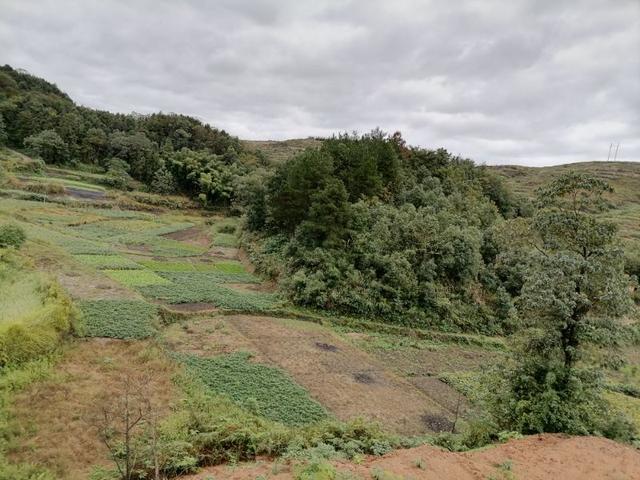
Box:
[150,165,178,194]
[74,254,142,270]
[140,273,277,311]
[487,172,636,440]
[79,299,158,339]
[0,114,7,146]
[0,224,26,249]
[212,232,238,247]
[177,352,328,425]
[138,259,244,273]
[103,269,171,286]
[0,259,80,366]
[23,129,68,164]
[294,460,336,480]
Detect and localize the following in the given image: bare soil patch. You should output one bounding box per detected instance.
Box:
[181,434,640,480]
[225,315,453,435]
[163,225,210,247]
[8,340,177,480]
[163,316,266,360]
[57,269,142,300]
[226,281,276,293]
[205,246,239,259]
[165,302,218,313]
[64,187,106,200]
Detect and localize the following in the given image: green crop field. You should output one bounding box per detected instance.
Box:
[73,254,142,270]
[103,269,171,286]
[177,351,328,425]
[79,299,158,339]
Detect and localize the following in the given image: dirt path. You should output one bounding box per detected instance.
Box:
[224,315,455,435]
[182,434,640,480]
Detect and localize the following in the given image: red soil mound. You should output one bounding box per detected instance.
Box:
[182,434,640,480]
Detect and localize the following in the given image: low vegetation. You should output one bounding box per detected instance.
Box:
[177,352,328,425]
[79,299,158,339]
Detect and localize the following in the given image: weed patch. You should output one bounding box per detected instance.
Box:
[212,232,239,248]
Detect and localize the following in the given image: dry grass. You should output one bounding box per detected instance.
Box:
[223,315,454,435]
[7,339,177,480]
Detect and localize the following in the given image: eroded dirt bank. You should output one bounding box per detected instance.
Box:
[182,434,640,480]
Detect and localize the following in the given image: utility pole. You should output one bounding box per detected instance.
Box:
[613,143,620,161]
[607,143,613,161]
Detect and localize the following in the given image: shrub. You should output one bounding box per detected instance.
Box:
[0,271,80,367]
[0,224,26,249]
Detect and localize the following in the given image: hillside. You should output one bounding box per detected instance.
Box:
[1,66,639,480]
[492,161,640,247]
[491,161,640,205]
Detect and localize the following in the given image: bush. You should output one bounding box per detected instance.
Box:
[0,224,26,249]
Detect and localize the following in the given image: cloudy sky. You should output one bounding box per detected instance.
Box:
[1,0,638,165]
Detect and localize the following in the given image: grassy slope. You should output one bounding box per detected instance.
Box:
[242,138,322,164]
[492,161,640,242]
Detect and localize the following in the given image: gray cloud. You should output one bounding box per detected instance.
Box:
[1,0,638,165]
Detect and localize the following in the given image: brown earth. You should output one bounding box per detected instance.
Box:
[8,339,177,480]
[163,315,266,359]
[163,225,211,247]
[164,302,219,313]
[224,315,455,435]
[181,434,640,480]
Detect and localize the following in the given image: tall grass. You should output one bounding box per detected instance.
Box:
[0,254,81,366]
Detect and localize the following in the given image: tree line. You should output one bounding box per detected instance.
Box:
[0,64,252,204]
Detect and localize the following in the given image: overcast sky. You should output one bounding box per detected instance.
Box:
[1,0,639,165]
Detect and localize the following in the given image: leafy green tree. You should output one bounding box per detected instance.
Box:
[267,149,334,232]
[491,172,634,436]
[150,165,177,194]
[23,129,68,163]
[297,178,352,248]
[0,113,7,145]
[81,127,109,165]
[109,131,158,182]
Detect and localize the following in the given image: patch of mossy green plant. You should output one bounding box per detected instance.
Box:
[133,237,207,257]
[79,299,158,339]
[139,260,247,274]
[177,351,328,425]
[103,269,171,287]
[158,270,260,285]
[212,232,239,248]
[141,281,278,311]
[140,272,277,311]
[74,254,142,270]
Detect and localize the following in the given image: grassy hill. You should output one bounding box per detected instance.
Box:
[492,162,640,246]
[242,138,322,164]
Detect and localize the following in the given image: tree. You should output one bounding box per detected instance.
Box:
[492,172,634,436]
[0,113,7,145]
[297,178,352,248]
[150,165,177,194]
[81,127,109,165]
[23,129,68,163]
[266,149,334,231]
[109,131,158,182]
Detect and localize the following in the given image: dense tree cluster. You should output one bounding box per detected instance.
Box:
[240,131,528,333]
[0,65,246,203]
